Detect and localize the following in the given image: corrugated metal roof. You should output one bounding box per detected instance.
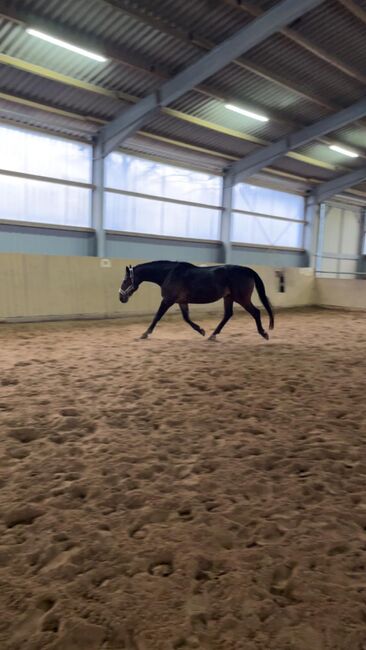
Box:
[0,96,98,140]
[293,0,366,74]
[331,124,366,150]
[0,64,125,119]
[145,111,259,159]
[170,92,291,141]
[246,33,364,107]
[205,64,331,125]
[141,0,252,43]
[16,0,201,69]
[0,0,365,194]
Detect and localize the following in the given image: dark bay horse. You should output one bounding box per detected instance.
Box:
[119,261,274,341]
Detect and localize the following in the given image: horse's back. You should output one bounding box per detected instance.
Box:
[163,263,228,304]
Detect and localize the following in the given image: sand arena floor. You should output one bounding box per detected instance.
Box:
[0,309,366,650]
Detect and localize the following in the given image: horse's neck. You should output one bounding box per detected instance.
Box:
[135,262,174,286]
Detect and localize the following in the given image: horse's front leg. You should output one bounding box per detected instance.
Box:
[179,303,205,336]
[141,299,174,339]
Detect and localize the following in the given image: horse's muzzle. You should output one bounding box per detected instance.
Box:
[119,293,128,304]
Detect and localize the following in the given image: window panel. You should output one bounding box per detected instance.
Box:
[105,152,222,206]
[0,174,91,227]
[233,183,304,220]
[0,124,91,183]
[105,192,220,240]
[231,213,303,248]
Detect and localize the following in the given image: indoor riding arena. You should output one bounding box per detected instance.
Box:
[1,2,366,650]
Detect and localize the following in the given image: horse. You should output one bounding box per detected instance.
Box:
[119,260,274,341]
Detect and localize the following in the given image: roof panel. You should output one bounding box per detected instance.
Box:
[0,64,125,119]
[139,0,252,42]
[145,111,259,160]
[0,97,98,140]
[171,91,291,141]
[13,0,201,69]
[206,63,331,125]
[0,0,365,193]
[246,32,365,107]
[293,0,366,74]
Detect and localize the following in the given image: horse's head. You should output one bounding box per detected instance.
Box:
[119,265,136,303]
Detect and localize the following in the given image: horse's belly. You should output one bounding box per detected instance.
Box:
[186,288,225,303]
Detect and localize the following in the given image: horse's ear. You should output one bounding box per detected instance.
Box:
[125,266,129,274]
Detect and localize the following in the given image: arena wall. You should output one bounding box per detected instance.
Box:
[0,253,315,322]
[315,278,366,311]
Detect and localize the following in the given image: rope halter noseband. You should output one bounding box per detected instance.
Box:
[119,265,135,298]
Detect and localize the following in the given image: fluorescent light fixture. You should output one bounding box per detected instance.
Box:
[329,144,359,158]
[26,28,107,62]
[225,103,269,123]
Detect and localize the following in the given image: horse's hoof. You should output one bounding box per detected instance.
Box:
[262,332,269,341]
[140,333,149,340]
[208,335,218,342]
[199,328,206,337]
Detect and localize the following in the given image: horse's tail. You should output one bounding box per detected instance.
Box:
[252,271,274,330]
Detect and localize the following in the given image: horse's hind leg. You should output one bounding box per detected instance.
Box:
[242,301,269,340]
[141,298,174,339]
[180,304,205,336]
[208,296,233,341]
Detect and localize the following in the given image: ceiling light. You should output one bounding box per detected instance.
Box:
[225,103,269,123]
[329,144,359,158]
[26,28,107,63]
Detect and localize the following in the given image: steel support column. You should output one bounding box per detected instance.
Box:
[92,142,106,258]
[303,196,320,269]
[356,207,366,276]
[315,202,327,275]
[220,176,233,264]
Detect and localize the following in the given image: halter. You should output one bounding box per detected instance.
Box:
[119,266,135,298]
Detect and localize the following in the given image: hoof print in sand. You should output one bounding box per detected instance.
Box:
[148,559,174,577]
[4,504,44,528]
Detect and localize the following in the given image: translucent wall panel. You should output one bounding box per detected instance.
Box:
[233,183,304,220]
[105,153,222,206]
[322,205,361,257]
[319,257,338,278]
[231,213,303,247]
[0,124,92,183]
[105,192,220,240]
[339,259,357,279]
[323,207,342,254]
[341,210,360,256]
[0,175,91,227]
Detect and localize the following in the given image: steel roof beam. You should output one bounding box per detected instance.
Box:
[310,165,366,202]
[228,96,366,185]
[97,0,326,156]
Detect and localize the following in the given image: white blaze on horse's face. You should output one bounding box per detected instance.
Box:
[119,265,135,303]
